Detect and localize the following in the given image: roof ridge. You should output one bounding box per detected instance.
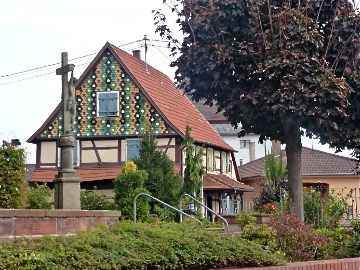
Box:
[302,146,356,161]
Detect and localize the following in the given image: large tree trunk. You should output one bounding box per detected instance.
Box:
[282,117,304,221]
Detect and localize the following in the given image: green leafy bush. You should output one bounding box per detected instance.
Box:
[0,145,27,208]
[346,218,360,257]
[25,183,53,209]
[113,161,150,221]
[0,221,284,269]
[241,224,278,252]
[236,210,256,230]
[80,189,115,210]
[304,188,350,228]
[315,227,353,259]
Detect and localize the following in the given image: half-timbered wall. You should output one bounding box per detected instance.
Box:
[182,146,236,179]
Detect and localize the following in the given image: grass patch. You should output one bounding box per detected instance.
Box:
[0,221,283,269]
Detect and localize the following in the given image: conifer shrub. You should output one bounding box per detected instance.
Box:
[133,127,182,209]
[0,221,284,269]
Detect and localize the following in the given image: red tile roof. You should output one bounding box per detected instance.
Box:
[239,147,358,179]
[203,173,254,192]
[108,43,233,151]
[30,168,121,182]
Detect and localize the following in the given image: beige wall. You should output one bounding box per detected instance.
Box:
[82,150,98,163]
[95,140,118,147]
[82,140,119,163]
[40,141,57,164]
[303,175,360,191]
[158,138,176,161]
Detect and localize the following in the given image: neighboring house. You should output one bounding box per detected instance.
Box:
[238,147,360,213]
[27,42,252,217]
[186,97,272,165]
[24,164,36,182]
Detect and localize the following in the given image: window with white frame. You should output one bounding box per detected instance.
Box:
[97,91,119,117]
[240,139,251,148]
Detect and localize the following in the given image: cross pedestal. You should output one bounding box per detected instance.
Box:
[53,52,82,209]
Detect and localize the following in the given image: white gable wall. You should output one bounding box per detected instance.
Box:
[222,134,272,165]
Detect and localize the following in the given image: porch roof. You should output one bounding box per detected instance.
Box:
[30,168,121,183]
[203,173,254,192]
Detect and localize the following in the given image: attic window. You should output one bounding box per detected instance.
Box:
[96,91,119,117]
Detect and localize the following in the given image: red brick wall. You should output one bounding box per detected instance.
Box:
[237,257,360,269]
[0,209,121,239]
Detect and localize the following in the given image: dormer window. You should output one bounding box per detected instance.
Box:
[97,91,119,117]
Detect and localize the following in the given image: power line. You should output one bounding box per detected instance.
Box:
[0,40,142,80]
[0,39,171,86]
[148,40,173,62]
[0,71,54,86]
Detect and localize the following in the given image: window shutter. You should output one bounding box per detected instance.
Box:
[107,92,118,116]
[98,93,108,117]
[127,140,140,161]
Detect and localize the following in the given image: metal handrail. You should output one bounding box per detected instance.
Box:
[133,193,204,229]
[179,194,229,231]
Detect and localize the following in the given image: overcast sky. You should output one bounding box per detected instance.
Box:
[0,0,354,163]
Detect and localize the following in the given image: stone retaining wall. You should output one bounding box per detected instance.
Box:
[0,209,121,239]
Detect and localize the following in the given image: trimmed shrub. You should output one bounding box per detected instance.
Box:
[0,221,284,269]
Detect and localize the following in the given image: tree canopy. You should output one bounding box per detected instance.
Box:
[154,0,360,219]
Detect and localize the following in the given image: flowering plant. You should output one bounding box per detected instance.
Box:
[263,202,277,214]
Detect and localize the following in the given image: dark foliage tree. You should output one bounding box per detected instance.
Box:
[133,127,182,208]
[154,0,360,220]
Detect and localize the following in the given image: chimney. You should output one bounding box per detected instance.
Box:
[249,142,256,162]
[271,140,281,156]
[132,50,141,60]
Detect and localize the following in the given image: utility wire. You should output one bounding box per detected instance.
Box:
[148,40,173,62]
[0,61,91,86]
[0,39,172,86]
[0,56,93,81]
[0,40,142,80]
